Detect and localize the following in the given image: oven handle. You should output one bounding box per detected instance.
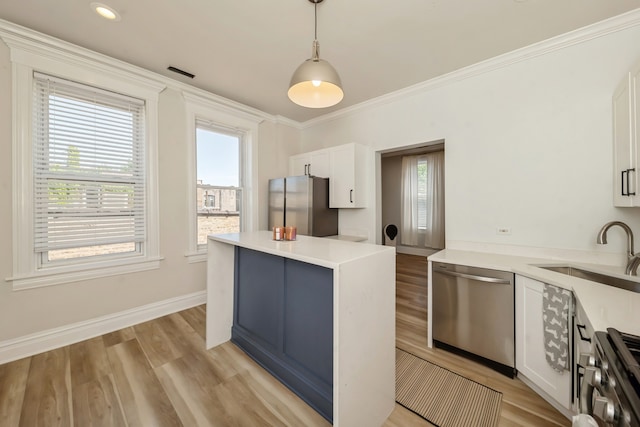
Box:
[434,269,511,284]
[576,324,592,343]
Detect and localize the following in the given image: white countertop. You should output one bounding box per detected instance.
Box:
[209,231,394,269]
[429,249,640,336]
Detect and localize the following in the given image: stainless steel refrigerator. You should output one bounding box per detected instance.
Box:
[268,176,338,237]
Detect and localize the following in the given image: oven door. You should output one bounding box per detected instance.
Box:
[579,336,632,427]
[574,297,595,412]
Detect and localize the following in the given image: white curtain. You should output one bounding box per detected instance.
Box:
[400,151,445,249]
[400,156,419,246]
[424,151,445,249]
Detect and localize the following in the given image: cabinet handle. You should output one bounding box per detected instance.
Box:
[576,324,591,343]
[308,164,312,176]
[622,170,628,196]
[628,168,636,196]
[350,189,353,203]
[304,164,308,176]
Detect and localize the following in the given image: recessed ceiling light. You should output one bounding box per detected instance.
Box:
[90,2,121,21]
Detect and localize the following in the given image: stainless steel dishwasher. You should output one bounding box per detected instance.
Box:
[432,262,515,377]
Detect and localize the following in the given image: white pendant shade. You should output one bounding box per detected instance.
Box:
[288,0,343,109]
[288,58,344,108]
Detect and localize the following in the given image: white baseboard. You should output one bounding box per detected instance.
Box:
[0,291,206,365]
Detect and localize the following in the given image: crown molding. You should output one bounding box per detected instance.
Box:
[181,90,265,125]
[3,7,640,132]
[270,115,305,129]
[300,7,640,129]
[0,18,278,125]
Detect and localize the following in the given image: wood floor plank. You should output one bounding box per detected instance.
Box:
[178,305,207,340]
[132,318,184,368]
[209,372,289,427]
[239,362,330,426]
[106,339,182,426]
[71,374,127,427]
[0,358,31,426]
[19,347,73,427]
[153,347,228,425]
[69,336,111,388]
[102,327,136,348]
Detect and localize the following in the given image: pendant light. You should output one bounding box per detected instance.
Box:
[288,0,344,108]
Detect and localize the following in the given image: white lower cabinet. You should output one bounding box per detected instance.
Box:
[515,275,573,410]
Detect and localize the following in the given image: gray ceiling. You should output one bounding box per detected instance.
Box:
[1,0,640,123]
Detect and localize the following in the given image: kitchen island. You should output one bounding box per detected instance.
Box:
[206,231,396,427]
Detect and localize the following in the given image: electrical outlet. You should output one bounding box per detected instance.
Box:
[496,227,511,235]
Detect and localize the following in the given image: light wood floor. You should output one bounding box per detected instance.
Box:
[0,254,570,426]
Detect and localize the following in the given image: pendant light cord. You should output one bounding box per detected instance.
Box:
[314,1,318,41]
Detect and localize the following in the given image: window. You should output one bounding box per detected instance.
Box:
[400,149,445,249]
[417,157,428,230]
[204,194,215,208]
[183,91,260,262]
[8,39,163,289]
[33,73,145,264]
[195,122,242,247]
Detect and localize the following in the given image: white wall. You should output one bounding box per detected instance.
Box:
[256,121,303,230]
[0,35,298,354]
[301,18,640,265]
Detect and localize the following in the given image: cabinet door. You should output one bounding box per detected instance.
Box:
[515,275,572,409]
[290,154,310,176]
[283,258,333,387]
[308,150,330,178]
[613,72,635,207]
[290,150,330,177]
[234,247,284,350]
[329,144,368,208]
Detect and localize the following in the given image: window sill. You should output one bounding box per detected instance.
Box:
[7,256,164,291]
[185,250,207,264]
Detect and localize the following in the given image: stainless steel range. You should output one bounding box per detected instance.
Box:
[579,328,640,426]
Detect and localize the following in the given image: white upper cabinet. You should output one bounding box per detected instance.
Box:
[329,143,369,208]
[289,149,330,178]
[289,143,369,208]
[613,61,640,207]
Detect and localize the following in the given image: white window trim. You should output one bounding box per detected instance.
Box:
[3,33,166,290]
[183,91,261,263]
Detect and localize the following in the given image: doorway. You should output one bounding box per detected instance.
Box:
[378,140,445,257]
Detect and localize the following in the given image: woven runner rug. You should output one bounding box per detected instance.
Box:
[396,348,502,427]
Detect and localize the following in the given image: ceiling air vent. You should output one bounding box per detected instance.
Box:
[167,66,195,79]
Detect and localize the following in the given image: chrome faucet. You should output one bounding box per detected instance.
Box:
[596,221,640,275]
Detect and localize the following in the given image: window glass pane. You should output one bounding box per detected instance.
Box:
[196,127,241,246]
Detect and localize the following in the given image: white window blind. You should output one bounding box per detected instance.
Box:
[33,72,146,256]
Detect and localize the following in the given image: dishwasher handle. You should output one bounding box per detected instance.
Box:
[434,269,512,284]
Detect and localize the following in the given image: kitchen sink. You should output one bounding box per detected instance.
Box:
[537,265,640,293]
